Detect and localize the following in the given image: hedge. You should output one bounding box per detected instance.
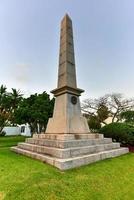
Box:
[99,123,134,145]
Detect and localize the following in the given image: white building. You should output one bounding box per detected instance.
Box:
[3,124,31,137]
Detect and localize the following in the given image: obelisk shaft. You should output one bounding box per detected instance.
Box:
[58,14,77,89]
[45,14,89,134]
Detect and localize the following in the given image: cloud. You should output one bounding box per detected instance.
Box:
[11,63,31,85]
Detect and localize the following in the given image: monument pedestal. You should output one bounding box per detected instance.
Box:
[11,133,128,170]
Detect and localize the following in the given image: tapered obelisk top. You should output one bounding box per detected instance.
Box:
[51,14,84,97]
[62,13,72,21]
[57,14,77,89]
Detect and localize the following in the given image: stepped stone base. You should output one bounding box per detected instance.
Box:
[11,133,129,170]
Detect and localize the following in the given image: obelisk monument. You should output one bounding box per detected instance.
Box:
[11,14,128,170]
[46,14,89,134]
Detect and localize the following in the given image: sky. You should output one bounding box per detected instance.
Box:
[0,0,134,100]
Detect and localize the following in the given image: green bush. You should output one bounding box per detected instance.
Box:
[99,123,134,145]
[88,116,101,132]
[0,131,6,137]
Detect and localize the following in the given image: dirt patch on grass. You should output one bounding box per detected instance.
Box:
[0,192,5,200]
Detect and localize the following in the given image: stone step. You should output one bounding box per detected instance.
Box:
[33,133,104,140]
[18,142,120,158]
[25,138,112,149]
[11,146,129,170]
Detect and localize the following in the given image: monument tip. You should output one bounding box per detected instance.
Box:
[62,13,72,21]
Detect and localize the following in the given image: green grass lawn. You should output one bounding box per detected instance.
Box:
[0,136,134,200]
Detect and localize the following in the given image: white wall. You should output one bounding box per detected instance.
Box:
[3,127,20,136]
[20,124,31,136]
[101,117,118,127]
[3,125,31,136]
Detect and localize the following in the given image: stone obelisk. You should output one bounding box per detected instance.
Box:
[46,14,89,134]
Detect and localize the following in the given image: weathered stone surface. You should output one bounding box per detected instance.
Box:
[45,14,90,134]
[46,93,89,134]
[11,132,128,170]
[17,141,120,159]
[11,146,129,170]
[25,137,112,148]
[33,133,104,140]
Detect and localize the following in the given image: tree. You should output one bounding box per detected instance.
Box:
[97,104,109,124]
[10,89,23,110]
[14,91,54,135]
[0,85,10,132]
[9,88,23,126]
[82,96,109,126]
[82,93,134,125]
[88,116,101,132]
[106,93,134,122]
[0,85,23,133]
[120,111,134,124]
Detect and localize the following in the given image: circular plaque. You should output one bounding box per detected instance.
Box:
[71,96,77,105]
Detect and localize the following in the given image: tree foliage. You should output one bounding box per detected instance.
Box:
[82,93,134,126]
[14,92,54,134]
[120,111,134,124]
[97,104,109,123]
[99,123,134,145]
[0,85,23,133]
[0,85,54,135]
[88,116,101,132]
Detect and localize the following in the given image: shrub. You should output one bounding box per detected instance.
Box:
[0,131,6,137]
[88,116,101,132]
[99,123,134,145]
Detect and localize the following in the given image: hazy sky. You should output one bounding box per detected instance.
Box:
[0,0,134,99]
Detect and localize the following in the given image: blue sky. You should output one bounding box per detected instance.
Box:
[0,0,134,99]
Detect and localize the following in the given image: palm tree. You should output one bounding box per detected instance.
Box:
[0,85,8,133]
[10,88,23,110]
[10,88,23,126]
[0,85,7,112]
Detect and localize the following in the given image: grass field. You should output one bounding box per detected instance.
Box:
[0,136,134,200]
